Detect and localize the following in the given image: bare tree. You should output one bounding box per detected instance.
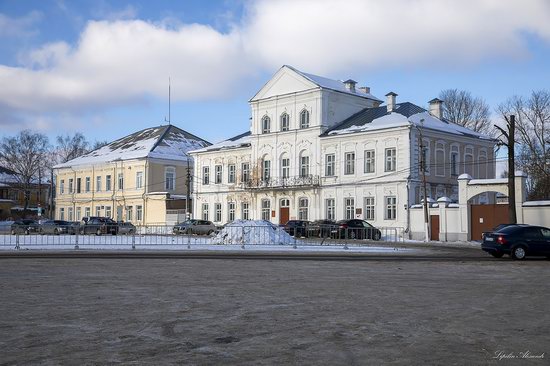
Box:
[0,130,50,210]
[439,89,492,135]
[497,90,550,200]
[91,140,109,151]
[56,133,90,163]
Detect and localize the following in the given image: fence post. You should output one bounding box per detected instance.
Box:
[241,226,245,249]
[15,233,20,250]
[293,235,297,249]
[132,232,136,250]
[74,230,79,250]
[187,231,191,249]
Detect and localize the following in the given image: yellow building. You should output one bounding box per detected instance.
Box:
[53,125,210,225]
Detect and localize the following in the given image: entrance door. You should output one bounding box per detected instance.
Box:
[470,204,509,240]
[279,199,290,225]
[430,215,440,241]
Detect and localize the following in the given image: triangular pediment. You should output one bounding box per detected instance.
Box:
[249,66,319,102]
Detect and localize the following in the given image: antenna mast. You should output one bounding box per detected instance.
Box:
[168,77,171,125]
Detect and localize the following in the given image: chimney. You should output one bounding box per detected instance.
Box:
[359,86,370,94]
[343,79,357,92]
[428,98,444,119]
[385,92,397,112]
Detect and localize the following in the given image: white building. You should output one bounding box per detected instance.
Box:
[190,65,496,231]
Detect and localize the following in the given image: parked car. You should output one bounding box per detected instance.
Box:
[481,224,550,259]
[117,221,137,235]
[307,219,338,238]
[10,219,39,235]
[79,217,118,235]
[173,219,216,235]
[333,219,382,240]
[481,223,516,240]
[39,220,78,235]
[283,220,311,237]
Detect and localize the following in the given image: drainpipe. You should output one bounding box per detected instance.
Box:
[143,159,149,225]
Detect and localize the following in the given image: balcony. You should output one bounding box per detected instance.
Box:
[241,175,321,190]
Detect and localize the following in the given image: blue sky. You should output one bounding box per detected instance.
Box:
[1,0,550,145]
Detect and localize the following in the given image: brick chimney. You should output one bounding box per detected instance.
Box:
[385,92,398,112]
[428,98,444,119]
[359,86,370,94]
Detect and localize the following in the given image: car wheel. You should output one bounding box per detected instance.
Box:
[25,228,30,235]
[374,231,381,241]
[511,246,527,260]
[54,228,59,235]
[207,230,214,235]
[11,229,15,235]
[96,228,102,236]
[490,252,504,258]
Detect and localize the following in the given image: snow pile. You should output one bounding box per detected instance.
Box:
[212,220,295,245]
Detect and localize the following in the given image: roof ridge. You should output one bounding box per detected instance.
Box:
[149,125,172,153]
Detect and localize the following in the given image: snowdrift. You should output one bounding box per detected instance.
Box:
[212,220,295,245]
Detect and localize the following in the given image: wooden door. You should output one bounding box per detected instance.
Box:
[430,215,440,241]
[471,204,509,240]
[279,207,289,225]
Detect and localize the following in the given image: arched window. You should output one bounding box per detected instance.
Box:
[450,144,459,176]
[298,198,309,220]
[479,149,488,179]
[435,142,445,177]
[280,113,289,131]
[300,109,310,129]
[464,146,474,176]
[261,116,270,134]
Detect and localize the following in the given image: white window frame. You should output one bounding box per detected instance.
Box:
[280,113,289,131]
[281,157,290,179]
[165,167,175,190]
[215,203,222,222]
[68,207,74,221]
[117,173,124,191]
[261,199,271,221]
[435,142,445,177]
[242,202,249,220]
[228,164,236,184]
[385,148,396,172]
[385,196,397,220]
[68,178,74,194]
[136,205,143,221]
[202,203,209,221]
[202,166,210,185]
[84,207,91,218]
[325,198,335,220]
[364,150,375,174]
[60,180,65,194]
[262,159,271,181]
[214,165,222,184]
[105,206,111,219]
[241,163,250,182]
[345,198,355,219]
[325,154,335,177]
[136,171,143,189]
[96,176,102,192]
[60,208,65,220]
[85,177,90,192]
[298,198,309,220]
[228,202,236,222]
[261,115,271,134]
[300,155,309,177]
[126,206,133,221]
[299,109,310,129]
[364,197,375,221]
[345,152,355,175]
[106,175,112,191]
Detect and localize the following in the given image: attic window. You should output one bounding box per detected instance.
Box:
[280,113,289,131]
[262,116,271,134]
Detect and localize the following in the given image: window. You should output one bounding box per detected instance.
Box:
[117,206,123,221]
[214,165,222,184]
[325,154,335,176]
[68,179,74,194]
[281,157,290,179]
[345,152,355,175]
[136,171,143,189]
[85,177,90,192]
[300,109,310,129]
[385,196,397,220]
[105,206,112,218]
[325,198,335,220]
[215,203,222,222]
[68,207,74,221]
[451,151,459,176]
[96,206,101,217]
[300,155,309,177]
[261,199,271,221]
[464,147,474,176]
[364,150,375,173]
[106,175,112,191]
[60,180,65,194]
[385,148,396,172]
[364,197,375,220]
[202,166,210,185]
[165,167,175,190]
[84,207,91,218]
[262,116,270,134]
[262,160,271,181]
[280,113,289,131]
[241,163,250,182]
[117,173,124,190]
[345,198,355,219]
[136,205,143,221]
[76,207,81,221]
[126,206,133,221]
[228,164,236,184]
[435,144,445,177]
[228,202,236,222]
[60,208,65,220]
[202,203,209,221]
[76,178,81,193]
[479,150,488,179]
[242,202,250,220]
[298,198,309,220]
[420,142,430,174]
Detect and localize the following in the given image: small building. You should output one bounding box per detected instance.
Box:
[53,125,210,225]
[0,166,51,220]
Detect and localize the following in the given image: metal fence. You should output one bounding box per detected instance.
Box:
[0,223,405,250]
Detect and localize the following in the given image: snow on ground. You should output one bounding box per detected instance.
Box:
[212,220,294,245]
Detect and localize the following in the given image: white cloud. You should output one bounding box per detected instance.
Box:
[1,0,550,121]
[0,10,42,38]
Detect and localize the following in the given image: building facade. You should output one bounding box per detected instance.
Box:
[0,166,51,220]
[191,66,497,231]
[54,125,210,225]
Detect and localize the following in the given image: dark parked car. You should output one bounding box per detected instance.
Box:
[10,219,39,235]
[79,217,118,235]
[283,220,311,237]
[173,219,216,235]
[307,219,338,238]
[117,221,137,235]
[481,223,516,240]
[39,220,78,235]
[333,219,382,240]
[482,224,550,260]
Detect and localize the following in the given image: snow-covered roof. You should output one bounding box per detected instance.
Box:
[0,167,19,184]
[323,102,494,141]
[286,65,382,102]
[54,125,211,168]
[523,201,550,207]
[191,131,251,153]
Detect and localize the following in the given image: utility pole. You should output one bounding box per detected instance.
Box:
[495,115,516,223]
[419,131,430,242]
[186,156,192,219]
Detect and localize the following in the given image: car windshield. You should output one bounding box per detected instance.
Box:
[496,225,523,234]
